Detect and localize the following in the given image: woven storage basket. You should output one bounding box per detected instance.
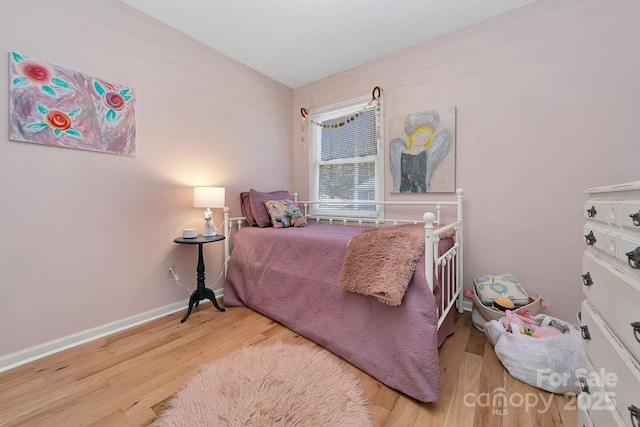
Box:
[472,288,541,332]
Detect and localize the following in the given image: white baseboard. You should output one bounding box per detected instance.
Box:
[462,299,473,312]
[0,297,198,373]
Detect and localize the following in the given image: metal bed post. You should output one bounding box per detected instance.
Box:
[456,188,464,313]
[423,212,436,294]
[223,207,230,278]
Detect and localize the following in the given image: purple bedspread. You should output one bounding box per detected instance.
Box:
[223,222,455,402]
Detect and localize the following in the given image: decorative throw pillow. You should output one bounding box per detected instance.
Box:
[473,274,530,307]
[240,192,256,226]
[249,189,290,228]
[264,199,307,229]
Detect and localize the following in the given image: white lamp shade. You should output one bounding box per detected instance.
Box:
[193,187,225,208]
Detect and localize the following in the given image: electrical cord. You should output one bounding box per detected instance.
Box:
[169,266,225,293]
[203,267,225,289]
[168,267,191,293]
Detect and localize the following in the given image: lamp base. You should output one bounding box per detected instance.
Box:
[203,213,217,237]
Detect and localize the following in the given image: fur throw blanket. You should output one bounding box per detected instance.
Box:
[340,224,427,306]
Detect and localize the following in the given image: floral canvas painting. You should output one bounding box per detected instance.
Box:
[389,107,455,193]
[9,52,135,156]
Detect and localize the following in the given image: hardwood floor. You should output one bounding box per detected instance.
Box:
[0,306,576,426]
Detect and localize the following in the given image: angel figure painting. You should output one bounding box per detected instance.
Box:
[389,107,455,193]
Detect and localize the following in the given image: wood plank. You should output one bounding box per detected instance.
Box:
[443,352,483,426]
[473,340,508,427]
[367,385,399,427]
[383,395,421,426]
[555,393,578,426]
[414,392,452,426]
[465,323,487,356]
[438,312,472,395]
[530,387,567,427]
[502,371,535,427]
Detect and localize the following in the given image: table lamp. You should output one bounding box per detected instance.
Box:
[193,186,225,236]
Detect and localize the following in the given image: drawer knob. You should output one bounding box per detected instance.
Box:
[631,211,640,227]
[579,376,590,394]
[632,321,640,344]
[627,247,640,269]
[586,205,597,218]
[630,405,640,427]
[580,325,591,340]
[585,231,596,246]
[582,272,593,287]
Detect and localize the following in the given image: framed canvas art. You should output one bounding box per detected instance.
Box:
[389,107,456,193]
[9,52,136,156]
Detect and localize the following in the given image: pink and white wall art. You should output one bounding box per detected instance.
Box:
[9,51,136,156]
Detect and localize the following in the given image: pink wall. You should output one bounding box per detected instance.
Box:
[293,0,640,323]
[0,0,292,357]
[2,0,638,361]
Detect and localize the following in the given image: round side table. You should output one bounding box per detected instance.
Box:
[173,234,226,323]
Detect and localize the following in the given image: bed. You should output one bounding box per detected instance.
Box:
[222,190,464,402]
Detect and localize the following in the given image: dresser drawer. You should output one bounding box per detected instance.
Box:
[580,301,640,426]
[620,200,640,230]
[584,201,610,224]
[584,224,607,253]
[583,251,640,361]
[618,233,640,273]
[578,350,624,426]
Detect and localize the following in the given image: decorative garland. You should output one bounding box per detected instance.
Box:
[300,86,383,149]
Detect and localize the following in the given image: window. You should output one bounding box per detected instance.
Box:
[308,94,383,218]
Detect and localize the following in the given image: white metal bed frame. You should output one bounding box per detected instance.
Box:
[223,188,464,328]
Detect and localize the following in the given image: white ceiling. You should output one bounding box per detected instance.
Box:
[121,0,538,89]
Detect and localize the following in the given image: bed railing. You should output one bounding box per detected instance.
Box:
[223,188,464,321]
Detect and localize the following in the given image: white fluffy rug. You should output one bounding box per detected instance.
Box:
[157,341,371,426]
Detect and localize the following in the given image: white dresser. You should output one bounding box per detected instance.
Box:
[579,181,640,427]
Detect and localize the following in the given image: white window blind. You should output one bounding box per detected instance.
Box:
[309,94,383,217]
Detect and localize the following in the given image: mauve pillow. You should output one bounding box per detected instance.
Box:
[249,189,290,227]
[240,192,256,226]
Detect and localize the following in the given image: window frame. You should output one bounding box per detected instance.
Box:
[307,93,384,218]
